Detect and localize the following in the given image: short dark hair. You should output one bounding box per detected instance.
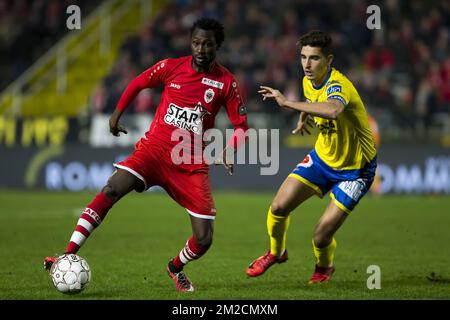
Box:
[190,18,225,48]
[298,30,332,56]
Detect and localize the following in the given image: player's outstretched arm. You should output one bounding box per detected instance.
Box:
[259,86,344,119]
[109,70,154,137]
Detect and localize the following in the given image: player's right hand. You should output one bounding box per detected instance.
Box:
[109,122,128,137]
[109,108,128,137]
[292,114,314,135]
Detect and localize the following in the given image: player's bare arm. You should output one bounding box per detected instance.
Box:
[292,112,314,135]
[109,108,128,137]
[214,144,234,176]
[259,85,344,120]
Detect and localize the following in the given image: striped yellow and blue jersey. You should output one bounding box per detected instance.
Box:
[302,67,377,170]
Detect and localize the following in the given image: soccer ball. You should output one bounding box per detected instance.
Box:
[49,254,91,294]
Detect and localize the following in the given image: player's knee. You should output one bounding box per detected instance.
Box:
[270,202,290,217]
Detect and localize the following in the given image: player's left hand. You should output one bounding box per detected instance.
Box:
[258,86,287,107]
[292,113,315,135]
[214,151,233,176]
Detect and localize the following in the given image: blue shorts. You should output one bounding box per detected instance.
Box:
[289,150,377,213]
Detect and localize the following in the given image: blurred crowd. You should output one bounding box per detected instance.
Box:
[1,0,448,140]
[90,0,450,140]
[0,0,102,91]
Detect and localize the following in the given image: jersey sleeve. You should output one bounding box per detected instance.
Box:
[117,59,170,112]
[325,81,350,107]
[142,59,170,88]
[223,76,249,149]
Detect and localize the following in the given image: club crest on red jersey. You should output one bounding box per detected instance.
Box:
[204,88,214,103]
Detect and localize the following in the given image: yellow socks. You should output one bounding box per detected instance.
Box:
[312,238,337,267]
[266,205,337,266]
[267,207,290,256]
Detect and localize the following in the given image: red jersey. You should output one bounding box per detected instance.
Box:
[117,56,249,152]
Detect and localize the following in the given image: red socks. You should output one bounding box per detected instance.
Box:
[65,192,113,254]
[65,193,210,273]
[172,236,210,270]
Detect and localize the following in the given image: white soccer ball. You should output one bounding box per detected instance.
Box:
[50,254,91,294]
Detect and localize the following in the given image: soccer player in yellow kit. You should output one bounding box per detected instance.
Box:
[246,30,377,284]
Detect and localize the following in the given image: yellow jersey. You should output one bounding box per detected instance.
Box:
[302,67,377,170]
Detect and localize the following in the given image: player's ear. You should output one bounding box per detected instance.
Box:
[326,54,334,68]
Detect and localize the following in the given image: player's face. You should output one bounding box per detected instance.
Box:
[191,28,217,71]
[300,46,333,84]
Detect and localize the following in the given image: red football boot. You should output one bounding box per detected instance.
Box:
[246,250,288,277]
[167,264,194,292]
[308,265,335,284]
[43,256,57,272]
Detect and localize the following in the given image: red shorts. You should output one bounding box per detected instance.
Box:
[114,137,216,220]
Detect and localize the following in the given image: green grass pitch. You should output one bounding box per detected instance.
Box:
[1,190,449,300]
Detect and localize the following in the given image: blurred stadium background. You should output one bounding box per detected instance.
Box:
[0,0,449,193]
[0,0,449,300]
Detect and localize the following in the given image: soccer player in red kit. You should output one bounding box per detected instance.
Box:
[44,18,248,292]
